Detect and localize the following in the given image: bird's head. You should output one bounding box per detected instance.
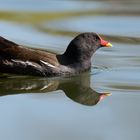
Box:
[64,32,112,63]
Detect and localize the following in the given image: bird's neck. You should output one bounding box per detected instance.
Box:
[57,54,91,70]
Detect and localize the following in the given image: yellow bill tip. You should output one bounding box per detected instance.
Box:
[106,42,113,47]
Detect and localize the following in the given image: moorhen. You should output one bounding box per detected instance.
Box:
[0,32,112,77]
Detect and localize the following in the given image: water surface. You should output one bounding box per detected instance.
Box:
[0,0,140,140]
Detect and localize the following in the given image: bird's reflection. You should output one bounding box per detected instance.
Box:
[0,73,111,106]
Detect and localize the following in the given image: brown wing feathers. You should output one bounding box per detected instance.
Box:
[0,36,59,66]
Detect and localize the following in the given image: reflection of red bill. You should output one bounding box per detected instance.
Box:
[99,93,112,102]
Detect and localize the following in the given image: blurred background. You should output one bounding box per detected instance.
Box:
[0,0,140,140]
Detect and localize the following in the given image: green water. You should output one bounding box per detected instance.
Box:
[0,0,140,140]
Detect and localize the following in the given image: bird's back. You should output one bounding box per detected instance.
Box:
[0,36,60,76]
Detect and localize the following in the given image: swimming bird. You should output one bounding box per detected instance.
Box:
[0,33,112,77]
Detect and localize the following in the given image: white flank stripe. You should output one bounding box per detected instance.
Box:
[26,61,37,67]
[40,60,56,68]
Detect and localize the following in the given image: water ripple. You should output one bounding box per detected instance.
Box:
[91,65,109,75]
[42,15,140,41]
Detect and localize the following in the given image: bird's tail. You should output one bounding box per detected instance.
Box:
[0,36,18,49]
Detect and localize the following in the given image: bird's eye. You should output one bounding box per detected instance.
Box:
[95,36,99,41]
